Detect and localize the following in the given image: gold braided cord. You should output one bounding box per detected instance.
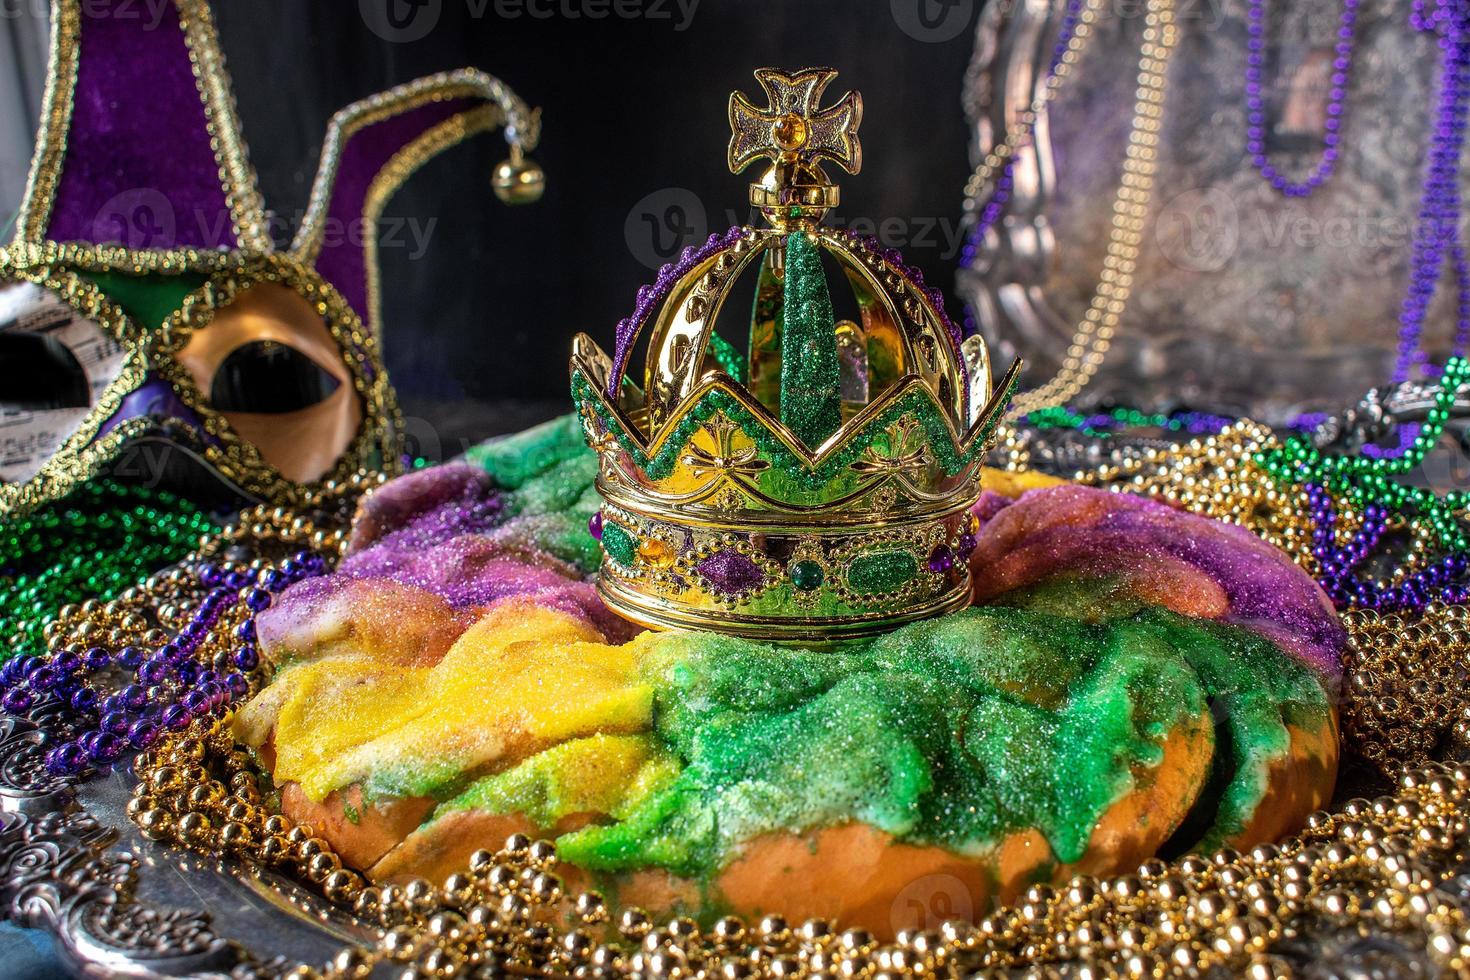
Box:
[175,0,273,252]
[12,0,79,245]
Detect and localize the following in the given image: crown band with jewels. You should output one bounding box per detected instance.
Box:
[570,68,1020,641]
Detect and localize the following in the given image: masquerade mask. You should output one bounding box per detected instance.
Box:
[0,0,543,517]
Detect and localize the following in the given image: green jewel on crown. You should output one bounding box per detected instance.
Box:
[569,67,1021,641]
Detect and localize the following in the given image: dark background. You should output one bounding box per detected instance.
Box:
[209,0,981,451]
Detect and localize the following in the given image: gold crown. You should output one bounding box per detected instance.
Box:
[570,68,1020,641]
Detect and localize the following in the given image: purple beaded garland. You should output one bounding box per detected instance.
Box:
[0,548,329,778]
[959,0,1088,271]
[1306,483,1470,612]
[1394,0,1470,382]
[1244,0,1360,198]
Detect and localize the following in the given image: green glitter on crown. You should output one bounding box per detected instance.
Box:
[564,227,1021,638]
[570,370,1016,501]
[779,231,843,447]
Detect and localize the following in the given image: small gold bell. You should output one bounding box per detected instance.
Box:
[493,146,545,205]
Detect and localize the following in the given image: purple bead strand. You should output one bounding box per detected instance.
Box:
[1394,0,1470,383]
[1306,483,1470,611]
[1360,422,1424,460]
[1244,0,1360,197]
[0,550,327,777]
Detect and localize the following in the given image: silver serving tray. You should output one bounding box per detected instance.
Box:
[0,714,364,978]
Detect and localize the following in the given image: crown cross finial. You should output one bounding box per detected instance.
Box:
[728,68,863,174]
[728,68,863,227]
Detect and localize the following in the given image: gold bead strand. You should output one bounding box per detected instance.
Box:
[1005,0,1178,419]
[960,0,1105,211]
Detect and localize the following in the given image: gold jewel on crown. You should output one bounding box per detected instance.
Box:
[570,67,1021,641]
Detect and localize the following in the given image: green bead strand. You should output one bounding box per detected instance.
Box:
[1252,358,1470,553]
[0,480,218,661]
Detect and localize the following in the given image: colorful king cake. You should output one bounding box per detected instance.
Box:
[236,70,1343,937]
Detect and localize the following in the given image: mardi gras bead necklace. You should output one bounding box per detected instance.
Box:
[0,475,378,778]
[1307,481,1470,610]
[960,0,1182,414]
[1037,360,1470,563]
[1244,0,1361,197]
[128,708,1470,979]
[957,0,1178,419]
[18,546,327,776]
[976,0,1468,407]
[1395,0,1470,382]
[1002,0,1177,419]
[1006,363,1470,781]
[1256,358,1470,550]
[1341,603,1470,771]
[0,481,216,662]
[1025,404,1235,438]
[959,0,1102,215]
[960,0,1089,246]
[1247,0,1470,380]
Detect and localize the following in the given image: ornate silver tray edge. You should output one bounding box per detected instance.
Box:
[0,714,364,978]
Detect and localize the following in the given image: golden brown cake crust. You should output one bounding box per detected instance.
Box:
[272,704,1338,937]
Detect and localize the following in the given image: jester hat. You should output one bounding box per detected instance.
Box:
[0,0,542,517]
